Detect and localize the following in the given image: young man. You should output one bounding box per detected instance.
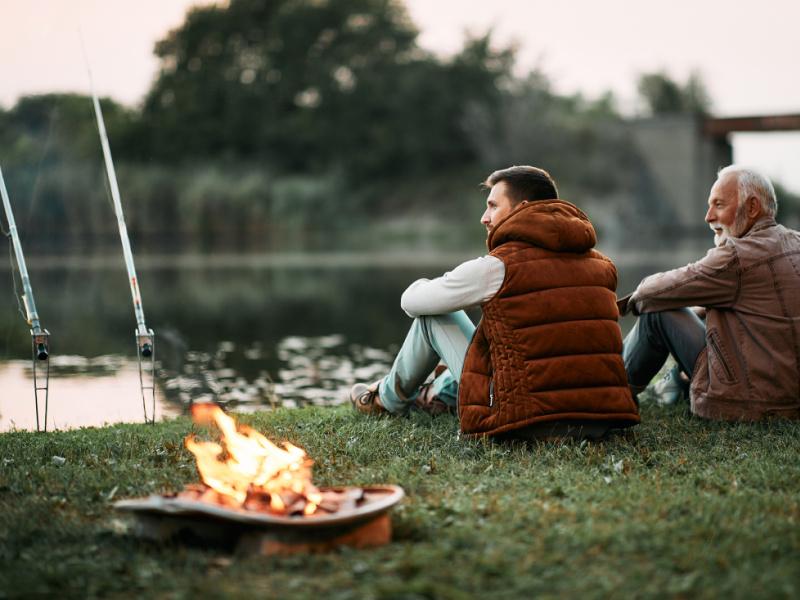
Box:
[621,165,800,421]
[351,166,639,439]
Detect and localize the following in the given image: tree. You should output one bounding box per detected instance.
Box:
[464,71,642,195]
[0,94,140,247]
[135,0,512,180]
[637,71,711,116]
[0,94,135,167]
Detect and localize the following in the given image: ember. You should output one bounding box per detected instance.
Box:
[185,403,325,515]
[175,483,365,517]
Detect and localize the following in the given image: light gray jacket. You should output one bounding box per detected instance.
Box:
[631,217,800,420]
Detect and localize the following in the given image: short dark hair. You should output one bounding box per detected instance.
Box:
[483,166,558,205]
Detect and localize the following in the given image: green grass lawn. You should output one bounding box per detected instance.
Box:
[1,404,798,599]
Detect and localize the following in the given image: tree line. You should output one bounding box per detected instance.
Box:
[1,0,794,252]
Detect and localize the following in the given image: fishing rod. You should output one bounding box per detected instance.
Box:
[81,39,156,424]
[0,166,50,432]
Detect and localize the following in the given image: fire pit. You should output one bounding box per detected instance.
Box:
[114,404,404,555]
[115,484,403,555]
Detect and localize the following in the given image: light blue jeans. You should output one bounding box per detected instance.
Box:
[378,311,475,414]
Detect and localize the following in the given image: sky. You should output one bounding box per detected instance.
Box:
[1,0,798,190]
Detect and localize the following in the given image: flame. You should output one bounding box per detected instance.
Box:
[184,404,323,514]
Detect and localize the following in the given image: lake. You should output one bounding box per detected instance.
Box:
[0,249,703,431]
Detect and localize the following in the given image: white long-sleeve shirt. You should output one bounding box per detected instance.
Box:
[400,255,506,317]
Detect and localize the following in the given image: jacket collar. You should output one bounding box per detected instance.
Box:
[746,216,778,235]
[487,199,597,253]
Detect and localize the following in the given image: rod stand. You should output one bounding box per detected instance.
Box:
[31,329,50,433]
[137,329,156,424]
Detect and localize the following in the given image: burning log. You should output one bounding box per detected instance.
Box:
[173,485,365,517]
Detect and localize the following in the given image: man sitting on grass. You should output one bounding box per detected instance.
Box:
[350,166,640,439]
[620,165,800,421]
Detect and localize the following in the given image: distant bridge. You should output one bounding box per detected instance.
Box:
[704,113,800,137]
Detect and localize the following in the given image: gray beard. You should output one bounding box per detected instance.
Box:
[712,201,749,247]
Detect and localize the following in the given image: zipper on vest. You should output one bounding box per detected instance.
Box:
[489,380,494,407]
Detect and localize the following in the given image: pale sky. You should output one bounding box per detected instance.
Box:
[1,0,798,190]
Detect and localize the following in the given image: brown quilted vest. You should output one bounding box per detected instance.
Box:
[458,199,640,437]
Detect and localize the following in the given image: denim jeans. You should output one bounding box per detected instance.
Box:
[378,311,475,414]
[622,308,706,387]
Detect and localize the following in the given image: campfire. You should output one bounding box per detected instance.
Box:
[115,403,404,554]
[184,403,327,515]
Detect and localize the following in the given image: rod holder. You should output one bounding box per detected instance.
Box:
[31,329,50,432]
[137,329,156,424]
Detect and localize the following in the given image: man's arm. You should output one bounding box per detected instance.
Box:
[616,293,632,316]
[630,244,740,315]
[400,256,505,317]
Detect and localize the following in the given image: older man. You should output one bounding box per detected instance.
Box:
[621,165,800,420]
[351,165,639,439]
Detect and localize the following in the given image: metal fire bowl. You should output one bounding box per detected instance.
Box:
[114,485,405,554]
[115,485,404,527]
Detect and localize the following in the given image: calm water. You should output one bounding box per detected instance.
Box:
[0,250,699,430]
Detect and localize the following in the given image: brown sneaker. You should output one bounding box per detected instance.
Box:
[350,381,387,415]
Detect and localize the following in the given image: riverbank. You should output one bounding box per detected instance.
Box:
[1,405,798,598]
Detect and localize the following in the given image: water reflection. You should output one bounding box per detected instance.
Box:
[0,252,693,430]
[158,335,393,412]
[0,359,178,431]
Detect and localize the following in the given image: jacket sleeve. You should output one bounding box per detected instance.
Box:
[400,255,505,317]
[630,244,740,314]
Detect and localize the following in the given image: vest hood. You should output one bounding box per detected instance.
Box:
[487,199,597,253]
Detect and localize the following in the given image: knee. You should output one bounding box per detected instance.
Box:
[414,312,464,344]
[636,309,696,343]
[417,312,464,328]
[415,314,433,331]
[627,311,671,349]
[635,311,660,336]
[640,308,695,330]
[639,309,687,329]
[413,314,437,342]
[415,313,445,337]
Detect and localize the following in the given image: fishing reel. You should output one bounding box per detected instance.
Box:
[137,329,154,358]
[33,330,49,361]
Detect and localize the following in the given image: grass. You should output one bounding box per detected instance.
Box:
[1,404,799,599]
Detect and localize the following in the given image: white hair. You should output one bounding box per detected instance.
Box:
[717,165,778,218]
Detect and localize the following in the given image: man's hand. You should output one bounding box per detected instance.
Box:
[616,293,632,316]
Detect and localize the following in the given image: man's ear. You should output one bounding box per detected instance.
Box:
[746,196,763,219]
